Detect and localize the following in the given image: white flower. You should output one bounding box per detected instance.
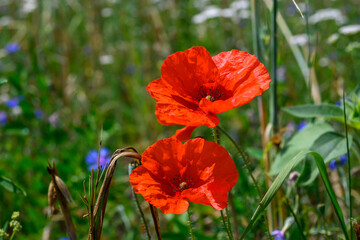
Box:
[327,33,339,44]
[339,24,360,35]
[101,8,113,18]
[21,0,37,14]
[290,34,308,46]
[99,55,114,65]
[309,8,347,25]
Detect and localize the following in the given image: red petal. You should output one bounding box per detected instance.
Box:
[202,50,271,114]
[161,46,220,97]
[130,167,189,214]
[172,126,197,141]
[181,139,238,208]
[147,78,219,127]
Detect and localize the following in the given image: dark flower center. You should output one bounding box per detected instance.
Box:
[195,85,223,102]
[171,174,194,192]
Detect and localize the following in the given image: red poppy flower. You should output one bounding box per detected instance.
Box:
[129,138,238,214]
[147,46,271,140]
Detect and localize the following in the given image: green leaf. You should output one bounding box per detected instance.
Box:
[240,151,308,239]
[240,151,350,240]
[0,176,27,196]
[297,132,352,186]
[271,122,332,175]
[283,104,343,119]
[311,152,350,240]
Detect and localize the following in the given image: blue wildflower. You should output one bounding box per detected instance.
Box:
[335,100,342,107]
[339,154,347,166]
[34,109,43,119]
[328,160,337,171]
[6,97,19,108]
[0,111,7,126]
[271,230,285,240]
[4,43,20,54]
[86,148,111,170]
[297,121,307,131]
[59,238,69,240]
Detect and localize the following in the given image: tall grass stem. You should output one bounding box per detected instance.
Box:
[187,207,195,240]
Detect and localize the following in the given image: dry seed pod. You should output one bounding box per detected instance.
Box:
[48,180,57,215]
[54,175,74,206]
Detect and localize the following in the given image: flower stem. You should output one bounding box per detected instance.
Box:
[187,207,195,240]
[221,210,234,240]
[133,188,151,240]
[216,126,262,196]
[343,92,354,238]
[211,127,234,240]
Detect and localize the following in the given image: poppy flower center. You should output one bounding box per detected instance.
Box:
[171,174,194,192]
[195,85,223,102]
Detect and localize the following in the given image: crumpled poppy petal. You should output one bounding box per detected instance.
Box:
[208,49,271,114]
[172,126,197,141]
[130,167,189,214]
[129,138,238,214]
[182,181,230,210]
[147,78,220,127]
[161,46,220,96]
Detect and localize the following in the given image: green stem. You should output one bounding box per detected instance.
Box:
[216,126,262,196]
[217,125,273,239]
[225,205,234,237]
[284,199,306,239]
[343,92,353,239]
[271,0,278,133]
[133,188,151,240]
[221,210,234,240]
[187,208,195,240]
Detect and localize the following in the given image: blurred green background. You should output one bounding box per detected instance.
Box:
[0,0,359,239]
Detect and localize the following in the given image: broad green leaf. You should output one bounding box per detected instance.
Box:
[240,151,349,240]
[0,176,27,196]
[297,132,352,186]
[270,122,332,175]
[283,104,343,119]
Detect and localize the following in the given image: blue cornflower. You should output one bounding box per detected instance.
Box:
[34,109,43,119]
[271,230,285,240]
[297,121,308,131]
[339,154,347,166]
[6,97,19,108]
[328,160,337,171]
[4,43,20,54]
[86,148,111,170]
[335,100,342,107]
[59,238,69,240]
[0,111,7,125]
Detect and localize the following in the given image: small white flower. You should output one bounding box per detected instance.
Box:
[339,24,360,35]
[21,0,38,14]
[99,55,114,65]
[327,33,339,44]
[101,8,113,18]
[290,34,308,46]
[309,8,347,25]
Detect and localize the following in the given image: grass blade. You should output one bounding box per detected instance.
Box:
[310,152,350,240]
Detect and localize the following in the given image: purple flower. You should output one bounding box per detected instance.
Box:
[86,148,111,170]
[271,230,285,240]
[329,160,337,171]
[6,97,19,108]
[34,109,43,119]
[4,43,20,54]
[0,111,7,126]
[339,154,347,166]
[297,121,308,131]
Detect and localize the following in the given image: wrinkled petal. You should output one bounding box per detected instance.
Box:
[182,181,230,210]
[147,78,219,127]
[161,46,220,96]
[205,50,271,114]
[130,167,189,214]
[141,138,185,181]
[172,126,197,141]
[183,138,239,186]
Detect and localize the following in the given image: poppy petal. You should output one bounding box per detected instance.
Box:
[147,78,220,127]
[207,50,271,114]
[130,167,189,214]
[172,126,197,141]
[161,46,220,96]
